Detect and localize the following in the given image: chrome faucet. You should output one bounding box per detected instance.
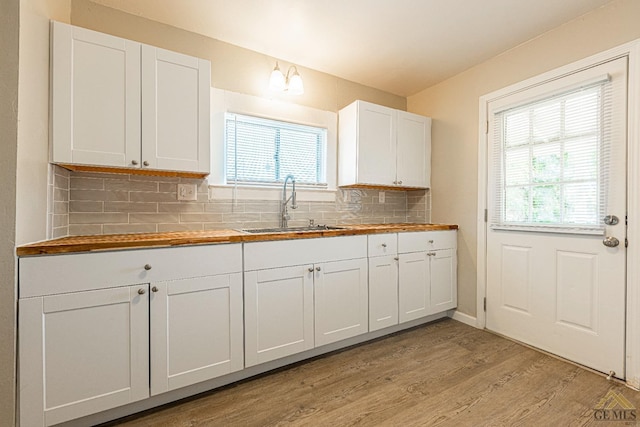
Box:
[281,174,298,228]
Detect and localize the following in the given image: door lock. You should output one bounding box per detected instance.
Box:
[603,215,619,226]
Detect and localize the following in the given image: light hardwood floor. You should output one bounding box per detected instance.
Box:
[105,319,640,426]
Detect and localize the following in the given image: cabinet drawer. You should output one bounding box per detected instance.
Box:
[398,230,456,253]
[368,233,398,257]
[20,244,242,298]
[244,236,367,271]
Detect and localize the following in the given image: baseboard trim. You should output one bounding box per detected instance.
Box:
[448,310,478,328]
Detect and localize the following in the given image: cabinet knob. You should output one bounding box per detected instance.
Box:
[308,267,314,273]
[394,256,399,261]
[427,252,436,256]
[138,288,146,295]
[144,264,152,270]
[315,266,321,272]
[143,160,149,167]
[131,160,139,165]
[381,243,387,248]
[393,180,397,184]
[428,240,434,244]
[151,286,158,293]
[398,180,403,185]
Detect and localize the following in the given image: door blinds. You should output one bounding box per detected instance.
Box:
[491,76,613,234]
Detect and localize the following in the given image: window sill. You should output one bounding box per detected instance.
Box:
[208,184,336,202]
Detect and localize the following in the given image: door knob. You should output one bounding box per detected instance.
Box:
[603,236,620,248]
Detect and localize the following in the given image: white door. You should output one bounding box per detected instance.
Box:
[244,265,314,367]
[369,255,400,331]
[142,46,210,173]
[314,258,369,346]
[357,101,396,186]
[150,274,243,396]
[51,22,141,168]
[486,58,627,377]
[19,286,149,427]
[398,251,430,322]
[397,111,431,188]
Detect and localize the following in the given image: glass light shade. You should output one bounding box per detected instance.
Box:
[269,66,286,92]
[287,72,304,95]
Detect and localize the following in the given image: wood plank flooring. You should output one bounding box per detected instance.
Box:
[105,319,640,426]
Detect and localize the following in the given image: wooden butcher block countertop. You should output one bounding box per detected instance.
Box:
[16,223,458,256]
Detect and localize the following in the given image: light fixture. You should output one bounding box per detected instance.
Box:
[269,61,304,95]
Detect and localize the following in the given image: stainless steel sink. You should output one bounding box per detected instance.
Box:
[242,225,346,234]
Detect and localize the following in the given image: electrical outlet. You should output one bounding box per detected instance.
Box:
[378,191,385,203]
[177,184,198,201]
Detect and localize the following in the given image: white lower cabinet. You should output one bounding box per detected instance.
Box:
[314,258,368,347]
[398,230,458,323]
[19,244,243,427]
[150,273,243,396]
[244,265,315,367]
[244,236,368,367]
[19,286,150,427]
[18,231,455,426]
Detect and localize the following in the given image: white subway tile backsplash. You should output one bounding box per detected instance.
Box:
[47,171,432,237]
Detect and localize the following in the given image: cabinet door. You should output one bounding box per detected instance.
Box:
[396,111,431,188]
[398,252,430,322]
[430,249,457,313]
[51,22,141,168]
[356,102,396,186]
[244,266,314,367]
[369,255,399,332]
[150,274,243,395]
[315,258,369,346]
[19,286,149,427]
[142,46,210,173]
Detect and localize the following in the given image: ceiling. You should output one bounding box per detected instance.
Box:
[89,0,614,97]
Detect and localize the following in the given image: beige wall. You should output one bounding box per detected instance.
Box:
[1,0,20,423]
[408,0,640,317]
[69,0,405,113]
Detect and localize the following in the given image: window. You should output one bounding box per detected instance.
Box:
[225,113,327,186]
[491,78,612,232]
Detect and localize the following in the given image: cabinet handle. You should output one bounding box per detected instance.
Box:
[381,243,387,248]
[138,288,146,295]
[131,160,139,165]
[151,286,158,293]
[144,264,152,270]
[143,160,149,167]
[308,267,314,272]
[316,266,321,272]
[394,256,399,261]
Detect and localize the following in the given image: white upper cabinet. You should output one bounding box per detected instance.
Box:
[51,22,210,175]
[338,100,431,189]
[142,46,210,173]
[51,22,141,168]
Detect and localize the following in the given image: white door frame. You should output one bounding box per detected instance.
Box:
[477,40,640,388]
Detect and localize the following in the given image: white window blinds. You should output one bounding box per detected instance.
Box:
[491,77,612,233]
[225,113,327,186]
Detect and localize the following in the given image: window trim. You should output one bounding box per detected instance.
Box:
[209,88,338,201]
